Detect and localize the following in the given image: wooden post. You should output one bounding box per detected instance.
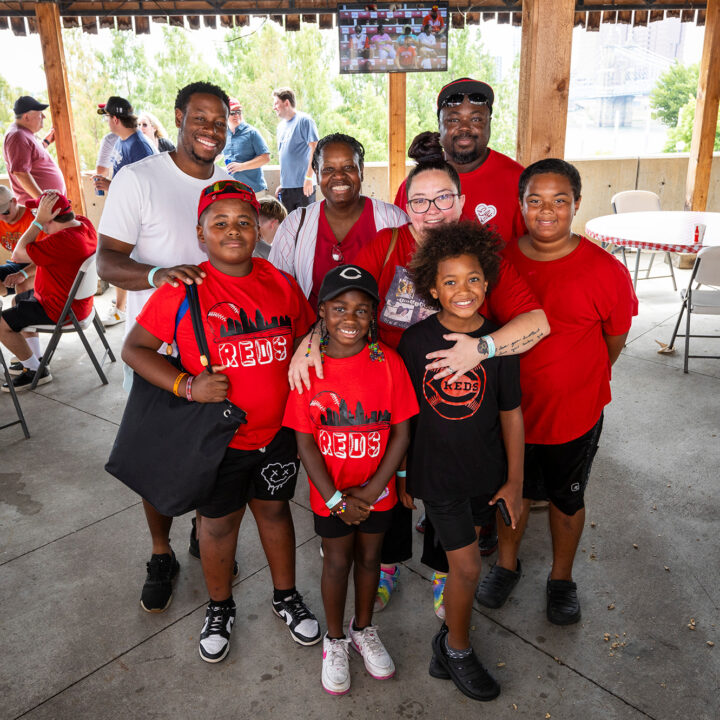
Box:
[35,0,85,215]
[516,0,575,166]
[684,0,720,211]
[388,72,406,201]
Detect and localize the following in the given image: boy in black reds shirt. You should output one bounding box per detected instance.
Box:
[397,222,524,702]
[122,180,320,664]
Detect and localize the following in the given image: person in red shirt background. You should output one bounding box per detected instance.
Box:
[422,5,445,34]
[475,159,637,625]
[124,180,321,664]
[0,190,96,391]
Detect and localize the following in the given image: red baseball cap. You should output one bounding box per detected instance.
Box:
[25,190,72,216]
[228,97,242,112]
[197,180,260,221]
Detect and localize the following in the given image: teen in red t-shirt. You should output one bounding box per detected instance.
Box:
[475,159,637,626]
[284,265,417,695]
[123,180,320,665]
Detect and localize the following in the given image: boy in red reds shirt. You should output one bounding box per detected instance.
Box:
[476,159,638,625]
[0,190,96,392]
[122,180,320,664]
[284,265,417,696]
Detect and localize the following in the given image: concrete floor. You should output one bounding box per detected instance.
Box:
[1,261,718,720]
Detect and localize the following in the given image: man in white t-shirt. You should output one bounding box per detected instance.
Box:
[98,81,232,614]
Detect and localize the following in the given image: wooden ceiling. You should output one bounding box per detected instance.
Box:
[0,2,711,36]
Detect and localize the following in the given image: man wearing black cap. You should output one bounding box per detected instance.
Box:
[395,77,525,245]
[2,96,65,204]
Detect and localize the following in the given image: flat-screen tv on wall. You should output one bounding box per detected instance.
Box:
[338,3,449,75]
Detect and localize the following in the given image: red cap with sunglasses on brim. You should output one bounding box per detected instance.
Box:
[25,190,72,216]
[228,97,242,112]
[197,180,260,221]
[437,77,494,114]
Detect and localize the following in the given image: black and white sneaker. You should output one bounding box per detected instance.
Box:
[199,601,236,663]
[272,591,321,646]
[8,357,46,376]
[2,366,52,392]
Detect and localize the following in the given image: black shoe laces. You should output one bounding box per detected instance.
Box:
[282,593,311,621]
[206,605,231,634]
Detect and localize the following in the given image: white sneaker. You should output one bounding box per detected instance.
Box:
[102,302,126,327]
[348,618,395,679]
[321,634,351,695]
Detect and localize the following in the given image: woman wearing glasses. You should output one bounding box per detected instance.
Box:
[269,133,408,311]
[138,111,175,153]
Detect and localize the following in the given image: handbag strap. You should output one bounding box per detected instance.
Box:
[381,227,399,273]
[294,207,307,247]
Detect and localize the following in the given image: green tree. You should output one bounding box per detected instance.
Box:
[664,96,720,152]
[0,74,30,174]
[650,62,699,127]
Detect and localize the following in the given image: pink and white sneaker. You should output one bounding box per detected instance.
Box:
[321,634,351,695]
[348,618,395,679]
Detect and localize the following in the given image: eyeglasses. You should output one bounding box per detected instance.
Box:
[1,208,10,215]
[440,92,490,109]
[408,193,458,214]
[331,243,344,263]
[229,110,242,116]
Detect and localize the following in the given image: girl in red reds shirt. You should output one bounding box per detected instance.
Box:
[122,181,321,665]
[476,159,637,625]
[283,264,418,696]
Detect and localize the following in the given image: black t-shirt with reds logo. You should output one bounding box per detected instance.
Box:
[137,259,314,451]
[397,313,521,502]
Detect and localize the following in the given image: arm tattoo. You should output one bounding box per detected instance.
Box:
[476,337,489,357]
[496,328,546,356]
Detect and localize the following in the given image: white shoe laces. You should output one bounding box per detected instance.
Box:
[326,637,351,667]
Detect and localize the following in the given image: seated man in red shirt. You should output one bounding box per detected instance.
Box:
[0,190,97,391]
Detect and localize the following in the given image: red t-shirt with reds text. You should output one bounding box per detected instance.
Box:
[26,216,97,323]
[137,258,315,451]
[309,198,378,310]
[505,237,638,444]
[355,224,541,349]
[1,206,35,253]
[283,345,418,516]
[394,149,526,243]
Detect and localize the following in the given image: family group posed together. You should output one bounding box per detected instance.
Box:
[0,75,637,702]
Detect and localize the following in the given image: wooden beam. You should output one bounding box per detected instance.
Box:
[685,0,720,211]
[388,72,406,201]
[516,0,575,166]
[34,1,85,216]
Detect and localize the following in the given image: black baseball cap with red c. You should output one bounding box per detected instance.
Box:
[437,78,494,116]
[14,96,49,115]
[319,265,380,304]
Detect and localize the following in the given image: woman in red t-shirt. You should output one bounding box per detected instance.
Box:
[268,134,408,310]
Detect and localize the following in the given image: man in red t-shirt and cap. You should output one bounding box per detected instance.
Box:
[0,190,96,391]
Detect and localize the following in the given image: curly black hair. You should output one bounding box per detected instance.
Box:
[518,158,582,201]
[174,81,230,114]
[311,133,365,175]
[410,221,503,310]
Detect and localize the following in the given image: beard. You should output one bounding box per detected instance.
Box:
[446,145,482,166]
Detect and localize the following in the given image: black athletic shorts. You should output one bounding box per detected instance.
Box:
[314,509,393,539]
[523,414,604,516]
[2,289,54,332]
[423,493,496,552]
[197,427,299,518]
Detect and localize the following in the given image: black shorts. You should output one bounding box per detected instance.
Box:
[196,427,299,519]
[314,508,393,539]
[1,290,54,332]
[523,414,604,516]
[423,494,496,552]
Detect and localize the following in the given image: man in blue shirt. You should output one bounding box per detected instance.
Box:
[222,98,270,195]
[272,87,319,212]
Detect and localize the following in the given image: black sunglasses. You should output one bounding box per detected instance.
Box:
[440,92,490,109]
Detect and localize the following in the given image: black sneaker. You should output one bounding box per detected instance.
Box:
[546,576,581,625]
[198,601,236,663]
[429,624,450,680]
[8,356,46,376]
[2,366,52,392]
[475,560,522,609]
[477,521,498,557]
[272,591,321,646]
[140,551,180,613]
[431,628,500,702]
[189,517,239,578]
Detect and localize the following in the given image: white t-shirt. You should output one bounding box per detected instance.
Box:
[98,151,230,334]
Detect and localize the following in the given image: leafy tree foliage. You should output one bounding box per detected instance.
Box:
[650,62,699,128]
[664,96,720,152]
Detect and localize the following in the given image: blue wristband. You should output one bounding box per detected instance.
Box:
[32,220,43,231]
[326,490,343,510]
[396,470,407,478]
[147,266,162,288]
[482,335,496,359]
[19,268,29,280]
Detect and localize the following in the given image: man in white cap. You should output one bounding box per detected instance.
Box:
[2,96,65,203]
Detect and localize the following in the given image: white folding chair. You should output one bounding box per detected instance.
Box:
[22,253,116,390]
[667,246,720,373]
[610,190,677,291]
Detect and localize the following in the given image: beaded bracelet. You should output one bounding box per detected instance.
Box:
[304,324,317,358]
[172,372,188,397]
[185,374,194,402]
[330,494,348,517]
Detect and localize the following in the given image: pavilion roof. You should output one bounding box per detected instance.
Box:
[0,1,710,36]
